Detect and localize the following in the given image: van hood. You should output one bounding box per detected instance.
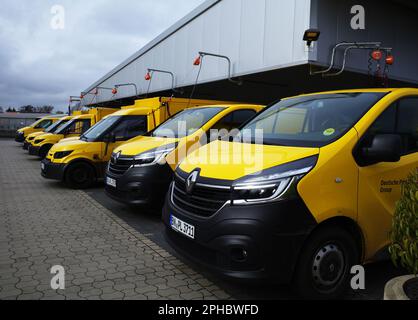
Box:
[26,132,45,139]
[36,133,54,139]
[18,126,32,133]
[50,139,88,153]
[179,140,320,181]
[17,127,35,133]
[115,136,179,156]
[34,133,63,144]
[60,137,80,143]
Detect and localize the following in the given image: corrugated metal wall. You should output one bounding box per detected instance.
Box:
[82,0,312,105]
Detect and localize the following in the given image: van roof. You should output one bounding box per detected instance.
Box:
[72,114,93,120]
[292,88,418,99]
[61,115,76,120]
[185,104,264,110]
[43,114,67,119]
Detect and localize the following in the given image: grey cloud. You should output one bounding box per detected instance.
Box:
[0,0,205,111]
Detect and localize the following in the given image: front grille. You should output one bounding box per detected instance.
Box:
[108,155,135,176]
[172,174,231,217]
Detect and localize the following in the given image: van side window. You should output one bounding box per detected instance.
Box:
[111,116,148,141]
[69,120,91,134]
[361,97,418,157]
[81,120,92,133]
[211,110,257,132]
[397,98,418,154]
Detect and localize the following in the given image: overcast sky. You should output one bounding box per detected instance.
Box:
[0,0,205,112]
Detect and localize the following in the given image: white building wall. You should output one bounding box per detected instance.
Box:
[83,0,312,104]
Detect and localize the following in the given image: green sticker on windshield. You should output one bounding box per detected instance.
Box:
[323,128,336,136]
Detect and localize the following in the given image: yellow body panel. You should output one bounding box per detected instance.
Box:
[47,98,235,166]
[297,129,360,225]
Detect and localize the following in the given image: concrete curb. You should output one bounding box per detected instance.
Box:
[384,275,416,300]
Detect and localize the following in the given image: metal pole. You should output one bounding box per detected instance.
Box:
[147,68,182,94]
[198,51,242,85]
[323,45,393,77]
[310,42,382,76]
[114,83,139,96]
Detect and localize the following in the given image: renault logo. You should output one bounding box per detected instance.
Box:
[111,151,121,164]
[186,170,200,194]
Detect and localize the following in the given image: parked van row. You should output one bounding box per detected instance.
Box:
[15,115,65,143]
[41,98,238,188]
[15,89,418,299]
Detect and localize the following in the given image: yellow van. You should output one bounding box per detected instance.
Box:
[28,108,116,159]
[15,115,64,143]
[162,88,418,299]
[23,115,76,150]
[41,98,231,189]
[105,104,264,207]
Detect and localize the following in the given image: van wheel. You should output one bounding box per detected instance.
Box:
[292,226,359,300]
[39,145,52,159]
[65,162,95,189]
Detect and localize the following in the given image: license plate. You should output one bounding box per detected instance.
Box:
[41,163,45,171]
[106,177,117,188]
[170,215,195,239]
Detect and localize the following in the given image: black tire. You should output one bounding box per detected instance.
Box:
[64,162,95,189]
[292,225,360,300]
[39,145,52,159]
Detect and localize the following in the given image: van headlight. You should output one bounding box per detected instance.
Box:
[232,155,318,205]
[133,143,177,167]
[54,151,73,159]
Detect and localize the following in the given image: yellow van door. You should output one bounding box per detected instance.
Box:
[357,97,418,260]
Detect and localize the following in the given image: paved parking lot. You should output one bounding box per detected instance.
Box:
[0,139,229,300]
[0,139,407,300]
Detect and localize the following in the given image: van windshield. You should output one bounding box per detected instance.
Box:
[45,119,68,133]
[242,92,387,147]
[55,119,78,135]
[81,116,121,141]
[152,107,225,138]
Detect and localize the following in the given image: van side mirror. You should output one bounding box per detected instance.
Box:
[361,134,402,165]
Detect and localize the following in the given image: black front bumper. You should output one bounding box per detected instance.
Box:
[28,145,40,156]
[162,183,317,284]
[15,133,25,143]
[105,164,174,207]
[23,141,31,150]
[41,159,65,181]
